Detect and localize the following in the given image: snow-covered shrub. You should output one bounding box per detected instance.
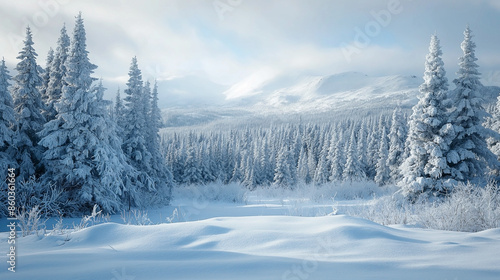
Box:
[347,194,415,226]
[120,209,152,225]
[172,181,247,203]
[351,182,500,232]
[17,206,46,237]
[48,215,67,236]
[418,182,500,232]
[7,176,71,217]
[73,204,110,231]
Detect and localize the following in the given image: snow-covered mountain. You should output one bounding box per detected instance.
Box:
[233,72,422,113]
[160,72,500,128]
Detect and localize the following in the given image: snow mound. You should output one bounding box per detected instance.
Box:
[2,215,500,279]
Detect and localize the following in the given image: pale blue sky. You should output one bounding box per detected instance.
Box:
[1,0,500,99]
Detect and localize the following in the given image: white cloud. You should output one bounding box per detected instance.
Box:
[1,0,500,103]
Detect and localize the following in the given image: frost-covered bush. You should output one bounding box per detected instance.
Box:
[352,182,500,232]
[172,181,247,203]
[347,194,415,226]
[418,182,500,232]
[74,204,110,230]
[120,209,152,225]
[17,206,46,237]
[1,176,73,217]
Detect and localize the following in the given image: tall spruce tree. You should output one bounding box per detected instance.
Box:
[45,25,70,121]
[375,127,390,185]
[343,129,366,182]
[12,27,46,180]
[400,34,453,198]
[40,48,54,110]
[122,57,158,203]
[387,106,407,182]
[446,26,497,181]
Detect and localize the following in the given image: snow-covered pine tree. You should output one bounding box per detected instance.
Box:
[356,121,369,176]
[88,81,137,211]
[122,57,155,191]
[387,106,407,182]
[313,138,330,185]
[113,88,124,126]
[183,143,202,185]
[446,26,497,181]
[366,125,379,179]
[329,131,345,182]
[374,127,390,185]
[260,137,274,185]
[45,24,70,122]
[399,34,453,198]
[0,58,17,181]
[274,146,295,187]
[297,145,312,184]
[343,129,366,182]
[40,48,54,110]
[12,27,46,180]
[487,95,500,163]
[39,14,134,212]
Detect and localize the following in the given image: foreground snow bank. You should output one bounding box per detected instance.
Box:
[1,215,499,280]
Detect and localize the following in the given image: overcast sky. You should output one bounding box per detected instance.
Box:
[1,0,500,100]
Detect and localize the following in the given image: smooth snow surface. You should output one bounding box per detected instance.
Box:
[1,211,500,279]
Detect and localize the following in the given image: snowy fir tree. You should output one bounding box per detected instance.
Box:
[146,81,173,195]
[40,48,54,111]
[446,26,497,181]
[274,146,296,187]
[44,24,70,122]
[329,132,345,182]
[486,95,500,163]
[399,34,453,198]
[374,127,390,185]
[313,139,330,185]
[387,106,407,182]
[297,145,312,184]
[0,58,17,180]
[39,14,135,212]
[12,27,46,180]
[122,57,154,189]
[343,129,366,182]
[112,89,125,131]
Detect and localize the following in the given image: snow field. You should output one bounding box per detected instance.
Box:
[1,184,500,280]
[1,214,500,280]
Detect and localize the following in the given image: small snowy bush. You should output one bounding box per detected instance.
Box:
[73,205,110,231]
[120,209,152,225]
[17,206,46,237]
[6,176,74,217]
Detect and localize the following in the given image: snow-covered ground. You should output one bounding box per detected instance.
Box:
[1,186,500,280]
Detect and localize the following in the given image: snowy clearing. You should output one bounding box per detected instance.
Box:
[2,190,500,280]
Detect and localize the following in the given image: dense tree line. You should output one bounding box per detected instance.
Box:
[163,27,500,199]
[162,113,405,188]
[0,13,172,216]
